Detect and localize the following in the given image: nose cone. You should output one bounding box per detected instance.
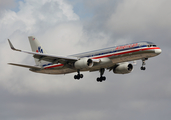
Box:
[155,48,162,55]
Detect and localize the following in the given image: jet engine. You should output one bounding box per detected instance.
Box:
[113,62,133,74]
[74,58,93,69]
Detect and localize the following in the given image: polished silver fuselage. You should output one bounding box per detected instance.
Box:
[32,41,161,74]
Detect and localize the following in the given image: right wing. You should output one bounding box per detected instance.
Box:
[8,39,78,64]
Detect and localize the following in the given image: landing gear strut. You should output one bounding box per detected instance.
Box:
[141,58,148,70]
[74,70,83,80]
[97,68,106,82]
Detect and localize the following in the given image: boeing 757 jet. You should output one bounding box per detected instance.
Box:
[8,36,162,82]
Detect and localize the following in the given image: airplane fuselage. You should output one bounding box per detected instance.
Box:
[31,41,161,74]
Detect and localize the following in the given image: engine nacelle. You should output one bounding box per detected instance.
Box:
[113,62,133,74]
[74,58,93,69]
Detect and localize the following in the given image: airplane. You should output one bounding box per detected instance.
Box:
[8,36,162,82]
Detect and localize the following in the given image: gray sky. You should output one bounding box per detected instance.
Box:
[0,0,171,120]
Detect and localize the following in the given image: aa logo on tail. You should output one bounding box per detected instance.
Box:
[36,46,43,53]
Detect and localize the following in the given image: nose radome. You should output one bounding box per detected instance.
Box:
[155,48,162,54]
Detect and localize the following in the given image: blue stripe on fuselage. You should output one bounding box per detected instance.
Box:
[42,44,148,67]
[81,45,147,58]
[42,63,53,67]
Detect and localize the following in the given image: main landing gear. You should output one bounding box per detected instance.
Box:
[74,70,83,80]
[97,68,106,82]
[74,68,106,82]
[141,58,148,70]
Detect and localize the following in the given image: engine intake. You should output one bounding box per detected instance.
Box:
[74,58,93,69]
[113,62,133,74]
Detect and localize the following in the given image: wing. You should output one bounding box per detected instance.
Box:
[8,63,41,69]
[8,39,78,64]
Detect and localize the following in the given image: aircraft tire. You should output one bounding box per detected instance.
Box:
[97,77,100,82]
[102,76,106,81]
[97,77,103,82]
[74,75,77,79]
[74,75,80,80]
[141,67,146,70]
[80,74,83,78]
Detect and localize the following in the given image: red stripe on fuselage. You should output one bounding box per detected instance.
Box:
[92,47,160,59]
[44,47,160,69]
[44,64,64,69]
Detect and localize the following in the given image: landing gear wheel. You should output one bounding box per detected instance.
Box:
[102,76,106,81]
[74,70,83,80]
[97,77,101,82]
[80,74,83,78]
[74,75,80,80]
[74,75,77,79]
[96,76,106,82]
[140,58,147,71]
[141,67,146,70]
[96,68,106,82]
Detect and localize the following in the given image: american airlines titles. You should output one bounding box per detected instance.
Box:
[115,43,138,50]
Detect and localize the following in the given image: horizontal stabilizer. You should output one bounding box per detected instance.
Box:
[8,63,41,69]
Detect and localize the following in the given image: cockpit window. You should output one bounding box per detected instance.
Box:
[147,45,157,47]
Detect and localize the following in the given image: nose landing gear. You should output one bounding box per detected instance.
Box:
[141,58,148,70]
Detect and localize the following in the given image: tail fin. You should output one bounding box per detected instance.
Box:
[28,36,47,65]
[28,36,47,54]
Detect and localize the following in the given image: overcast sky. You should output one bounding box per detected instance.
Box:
[0,0,171,120]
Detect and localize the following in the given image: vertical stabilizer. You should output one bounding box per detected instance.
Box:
[28,36,47,53]
[28,36,48,65]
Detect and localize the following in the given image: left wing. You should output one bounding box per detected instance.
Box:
[8,63,41,69]
[8,39,78,64]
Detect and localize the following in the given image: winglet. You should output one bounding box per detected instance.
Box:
[8,39,21,51]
